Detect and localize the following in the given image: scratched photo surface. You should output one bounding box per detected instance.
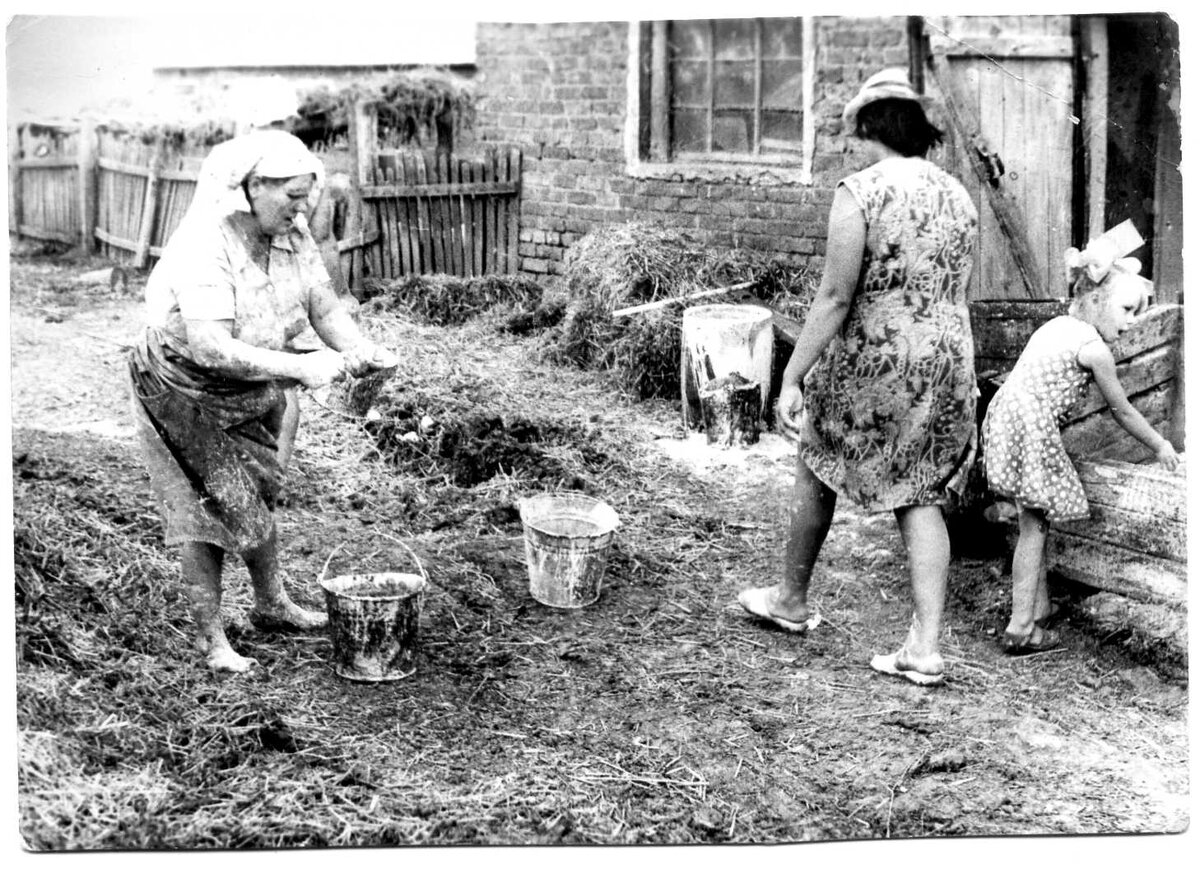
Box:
[6,6,1190,857]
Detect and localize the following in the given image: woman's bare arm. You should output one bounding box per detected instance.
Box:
[185,319,345,389]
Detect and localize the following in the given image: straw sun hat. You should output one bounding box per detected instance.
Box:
[841,68,931,129]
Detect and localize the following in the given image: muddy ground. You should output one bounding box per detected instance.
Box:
[7,246,1193,856]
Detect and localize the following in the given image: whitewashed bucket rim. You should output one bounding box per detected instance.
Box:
[319,571,427,601]
[682,303,773,324]
[518,492,620,538]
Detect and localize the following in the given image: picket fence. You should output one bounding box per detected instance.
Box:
[9,118,524,284]
[357,147,523,281]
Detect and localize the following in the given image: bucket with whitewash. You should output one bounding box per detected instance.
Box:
[318,540,427,682]
[519,492,619,608]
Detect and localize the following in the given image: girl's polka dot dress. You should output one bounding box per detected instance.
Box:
[982,316,1103,522]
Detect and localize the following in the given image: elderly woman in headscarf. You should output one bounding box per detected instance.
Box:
[129,130,397,673]
[736,70,979,686]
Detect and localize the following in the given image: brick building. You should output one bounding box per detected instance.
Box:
[469,14,1181,304]
[472,17,911,284]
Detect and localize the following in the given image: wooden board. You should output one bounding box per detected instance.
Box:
[927,16,1075,301]
[1061,382,1172,463]
[1040,457,1187,606]
[1045,533,1187,606]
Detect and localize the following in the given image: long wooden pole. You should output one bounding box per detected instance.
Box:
[612,281,756,319]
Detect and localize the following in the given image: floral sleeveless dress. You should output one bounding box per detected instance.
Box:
[982,316,1101,522]
[799,157,979,511]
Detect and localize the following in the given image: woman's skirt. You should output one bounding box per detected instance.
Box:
[129,333,287,553]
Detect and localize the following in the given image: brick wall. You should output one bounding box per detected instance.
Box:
[473,18,910,284]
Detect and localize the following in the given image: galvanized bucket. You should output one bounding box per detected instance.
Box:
[519,492,619,608]
[318,539,427,682]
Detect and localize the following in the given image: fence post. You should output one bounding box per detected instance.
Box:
[8,123,22,240]
[77,116,97,253]
[133,136,167,269]
[348,99,378,288]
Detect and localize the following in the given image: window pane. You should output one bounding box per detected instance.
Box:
[673,109,709,153]
[671,59,710,107]
[712,109,752,153]
[659,17,807,164]
[761,18,804,59]
[760,110,803,155]
[762,60,804,109]
[713,19,756,60]
[670,20,709,58]
[714,60,755,108]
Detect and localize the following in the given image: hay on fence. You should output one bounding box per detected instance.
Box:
[542,223,815,400]
[361,274,544,327]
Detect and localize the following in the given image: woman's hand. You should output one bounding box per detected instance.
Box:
[343,342,399,378]
[776,383,805,442]
[1155,438,1181,471]
[296,349,348,389]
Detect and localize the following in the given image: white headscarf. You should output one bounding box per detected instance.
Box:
[188,129,325,225]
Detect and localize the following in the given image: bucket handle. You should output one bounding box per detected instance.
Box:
[316,533,429,587]
[318,542,348,586]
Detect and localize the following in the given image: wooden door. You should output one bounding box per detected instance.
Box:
[925,16,1076,301]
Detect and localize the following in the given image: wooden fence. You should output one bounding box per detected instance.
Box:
[93,129,204,266]
[9,123,85,247]
[357,147,523,281]
[11,114,525,286]
[343,101,524,282]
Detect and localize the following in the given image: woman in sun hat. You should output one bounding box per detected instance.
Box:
[129,129,397,673]
[737,68,979,686]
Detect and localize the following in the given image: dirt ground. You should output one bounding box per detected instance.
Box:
[7,245,1193,855]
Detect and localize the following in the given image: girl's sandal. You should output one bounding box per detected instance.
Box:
[1001,627,1061,656]
[1034,603,1063,628]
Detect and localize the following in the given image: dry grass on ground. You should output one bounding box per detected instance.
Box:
[10,248,1191,850]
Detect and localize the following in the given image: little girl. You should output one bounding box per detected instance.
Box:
[982,246,1180,654]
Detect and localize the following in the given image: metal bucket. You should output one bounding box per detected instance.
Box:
[318,540,427,681]
[519,492,619,608]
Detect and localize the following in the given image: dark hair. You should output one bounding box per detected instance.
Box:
[855,98,945,157]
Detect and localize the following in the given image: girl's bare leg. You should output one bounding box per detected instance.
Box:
[181,541,257,672]
[1007,507,1051,642]
[890,505,949,675]
[244,526,328,629]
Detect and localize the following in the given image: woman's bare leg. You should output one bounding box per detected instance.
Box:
[244,526,328,629]
[768,457,837,622]
[891,505,949,674]
[181,541,257,672]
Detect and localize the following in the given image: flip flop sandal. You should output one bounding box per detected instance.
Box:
[736,587,821,634]
[1002,627,1061,656]
[870,652,945,687]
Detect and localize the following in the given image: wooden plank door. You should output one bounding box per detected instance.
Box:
[926,15,1076,301]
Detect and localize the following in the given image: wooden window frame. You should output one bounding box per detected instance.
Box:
[625,18,815,183]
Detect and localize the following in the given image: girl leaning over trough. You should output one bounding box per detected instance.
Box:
[982,230,1180,655]
[737,68,979,687]
[129,130,397,673]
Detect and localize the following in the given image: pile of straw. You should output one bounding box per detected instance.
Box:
[542,223,815,399]
[362,274,544,327]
